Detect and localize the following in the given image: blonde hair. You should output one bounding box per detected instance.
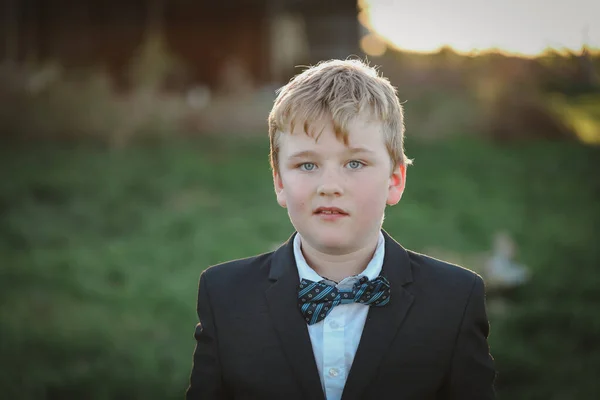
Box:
[268,58,411,174]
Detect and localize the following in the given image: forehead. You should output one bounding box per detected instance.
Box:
[278,116,386,155]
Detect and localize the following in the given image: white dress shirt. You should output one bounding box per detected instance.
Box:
[293,232,385,400]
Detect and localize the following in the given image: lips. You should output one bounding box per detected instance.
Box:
[314,207,348,215]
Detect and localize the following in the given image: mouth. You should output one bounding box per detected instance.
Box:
[313,207,349,216]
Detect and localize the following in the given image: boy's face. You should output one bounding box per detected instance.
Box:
[273,116,406,255]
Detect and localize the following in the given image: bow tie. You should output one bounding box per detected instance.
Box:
[297,276,391,325]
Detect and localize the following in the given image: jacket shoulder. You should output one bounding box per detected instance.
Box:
[406,249,484,289]
[200,250,274,284]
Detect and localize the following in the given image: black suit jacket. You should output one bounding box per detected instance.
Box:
[186,231,496,399]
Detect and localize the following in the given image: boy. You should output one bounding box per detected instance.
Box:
[186,59,496,399]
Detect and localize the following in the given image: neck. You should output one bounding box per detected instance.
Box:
[300,233,380,283]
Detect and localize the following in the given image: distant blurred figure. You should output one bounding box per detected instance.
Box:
[485,231,530,288]
[269,13,309,83]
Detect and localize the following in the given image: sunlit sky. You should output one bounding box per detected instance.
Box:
[360,0,600,56]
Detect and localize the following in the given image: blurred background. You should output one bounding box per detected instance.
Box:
[0,0,599,398]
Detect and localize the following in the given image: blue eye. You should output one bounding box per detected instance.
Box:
[347,160,364,169]
[300,163,316,171]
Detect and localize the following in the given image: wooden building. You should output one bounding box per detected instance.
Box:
[1,0,361,89]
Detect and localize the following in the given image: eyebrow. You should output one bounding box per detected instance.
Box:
[287,147,375,160]
[346,146,375,155]
[288,150,318,160]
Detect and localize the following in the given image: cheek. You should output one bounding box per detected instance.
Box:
[283,178,312,209]
[354,177,389,208]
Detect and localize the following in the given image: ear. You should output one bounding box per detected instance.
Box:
[273,170,287,208]
[386,163,406,206]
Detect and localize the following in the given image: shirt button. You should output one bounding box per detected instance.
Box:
[329,368,339,377]
[329,320,339,329]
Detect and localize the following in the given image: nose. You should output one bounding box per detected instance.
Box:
[317,168,343,197]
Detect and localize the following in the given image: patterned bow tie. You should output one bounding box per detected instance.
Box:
[298,276,391,325]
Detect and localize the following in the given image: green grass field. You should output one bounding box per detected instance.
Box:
[1,135,598,399]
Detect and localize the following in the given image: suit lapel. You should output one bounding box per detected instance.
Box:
[264,233,325,400]
[342,230,415,400]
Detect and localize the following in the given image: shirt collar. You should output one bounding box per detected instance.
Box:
[293,231,385,285]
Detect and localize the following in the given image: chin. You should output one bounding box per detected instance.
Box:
[307,230,355,253]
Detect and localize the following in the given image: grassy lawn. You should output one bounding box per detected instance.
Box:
[1,135,598,399]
